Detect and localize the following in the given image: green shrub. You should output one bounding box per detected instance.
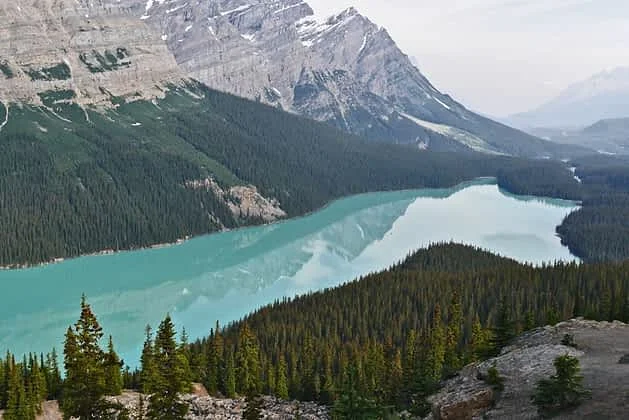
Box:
[532,354,589,417]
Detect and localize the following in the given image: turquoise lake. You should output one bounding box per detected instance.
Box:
[0,180,579,366]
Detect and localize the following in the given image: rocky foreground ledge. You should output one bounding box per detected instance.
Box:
[425,318,629,419]
[29,393,329,420]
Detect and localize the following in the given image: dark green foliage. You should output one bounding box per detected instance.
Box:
[561,334,577,348]
[557,156,629,262]
[481,364,504,392]
[146,315,190,420]
[104,336,123,396]
[184,243,628,412]
[61,296,121,419]
[0,61,14,78]
[79,50,131,73]
[24,63,71,81]
[532,355,589,417]
[242,392,263,420]
[333,362,381,420]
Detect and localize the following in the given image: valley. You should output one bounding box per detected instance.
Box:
[0,1,627,419]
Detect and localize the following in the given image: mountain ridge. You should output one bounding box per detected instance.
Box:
[114,0,584,158]
[508,67,629,130]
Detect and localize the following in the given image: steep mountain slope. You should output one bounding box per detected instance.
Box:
[116,0,580,158]
[531,117,629,155]
[0,0,183,106]
[509,67,629,130]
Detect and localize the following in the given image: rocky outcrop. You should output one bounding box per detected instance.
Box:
[426,318,629,420]
[0,0,183,107]
[186,178,286,222]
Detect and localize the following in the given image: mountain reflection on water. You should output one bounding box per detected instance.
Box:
[0,180,578,365]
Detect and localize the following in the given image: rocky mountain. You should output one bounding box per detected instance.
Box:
[531,117,629,155]
[508,67,629,130]
[111,0,580,158]
[0,0,184,107]
[426,318,629,419]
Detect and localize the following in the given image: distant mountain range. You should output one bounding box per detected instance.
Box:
[531,117,629,155]
[507,67,629,130]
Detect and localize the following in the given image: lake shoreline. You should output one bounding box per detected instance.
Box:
[0,177,577,271]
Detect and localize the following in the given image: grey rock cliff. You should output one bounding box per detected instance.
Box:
[426,318,629,420]
[0,0,183,107]
[117,0,579,157]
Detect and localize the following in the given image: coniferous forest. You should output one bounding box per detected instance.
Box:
[2,81,627,267]
[2,244,628,418]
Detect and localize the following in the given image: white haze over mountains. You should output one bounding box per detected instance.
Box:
[308,0,629,116]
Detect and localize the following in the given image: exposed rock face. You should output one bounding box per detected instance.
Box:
[186,178,287,222]
[114,0,577,157]
[0,0,183,106]
[426,318,629,420]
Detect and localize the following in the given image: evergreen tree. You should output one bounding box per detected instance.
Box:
[147,315,189,420]
[489,298,516,356]
[333,361,381,420]
[224,349,236,398]
[61,296,109,420]
[140,325,157,394]
[426,304,446,381]
[235,324,261,395]
[275,356,289,400]
[444,291,463,374]
[242,391,263,420]
[104,336,123,395]
[532,354,589,417]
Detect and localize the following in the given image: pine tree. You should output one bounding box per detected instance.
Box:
[104,336,123,395]
[61,295,109,420]
[242,391,263,420]
[333,361,381,420]
[300,334,319,401]
[147,315,189,420]
[275,355,289,400]
[235,324,261,395]
[489,298,515,356]
[532,354,589,417]
[178,328,193,392]
[140,325,158,394]
[223,349,236,398]
[444,291,463,374]
[45,349,62,400]
[426,304,446,381]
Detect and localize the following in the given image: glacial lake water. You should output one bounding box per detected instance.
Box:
[0,179,579,365]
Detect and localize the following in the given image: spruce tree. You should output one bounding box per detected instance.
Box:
[444,291,463,374]
[147,315,188,420]
[489,298,515,356]
[235,324,261,395]
[224,349,236,398]
[532,354,589,417]
[61,296,109,420]
[243,391,263,420]
[140,325,158,394]
[275,355,289,400]
[104,336,123,395]
[426,304,446,381]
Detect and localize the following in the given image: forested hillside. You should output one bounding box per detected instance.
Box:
[2,243,627,418]
[181,243,628,415]
[557,155,629,262]
[0,81,582,267]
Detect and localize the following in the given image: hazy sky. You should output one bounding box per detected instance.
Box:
[307,0,629,116]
